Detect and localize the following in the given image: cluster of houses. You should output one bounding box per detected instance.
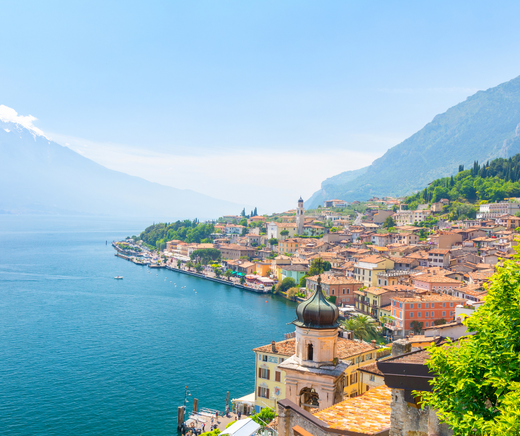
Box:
[154,197,520,436]
[162,197,519,340]
[232,198,520,436]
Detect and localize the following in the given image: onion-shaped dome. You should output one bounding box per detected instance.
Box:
[292,276,339,329]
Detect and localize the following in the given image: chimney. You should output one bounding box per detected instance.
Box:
[371,340,376,346]
[271,340,277,353]
[391,338,412,357]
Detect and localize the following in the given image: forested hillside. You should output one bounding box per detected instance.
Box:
[139,220,215,250]
[404,154,520,219]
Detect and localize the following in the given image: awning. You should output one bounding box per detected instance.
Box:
[220,418,260,436]
[232,392,255,405]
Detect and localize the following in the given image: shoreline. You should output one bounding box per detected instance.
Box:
[114,250,269,294]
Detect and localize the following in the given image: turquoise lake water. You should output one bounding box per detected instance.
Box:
[0,216,297,435]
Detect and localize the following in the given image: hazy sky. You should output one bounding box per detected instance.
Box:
[2,1,520,211]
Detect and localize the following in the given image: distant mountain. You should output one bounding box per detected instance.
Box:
[0,118,246,219]
[306,75,520,209]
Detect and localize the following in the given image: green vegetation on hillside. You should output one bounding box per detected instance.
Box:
[405,154,520,219]
[140,220,215,250]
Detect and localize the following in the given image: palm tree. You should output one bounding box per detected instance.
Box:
[195,263,203,273]
[177,260,181,268]
[186,261,194,271]
[342,315,378,341]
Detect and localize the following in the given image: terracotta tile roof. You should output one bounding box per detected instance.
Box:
[253,337,376,360]
[429,249,450,254]
[306,275,363,286]
[357,255,389,264]
[392,292,464,303]
[313,385,391,434]
[358,362,384,377]
[468,270,495,281]
[413,275,461,284]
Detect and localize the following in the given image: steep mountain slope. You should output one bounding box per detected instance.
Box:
[0,121,244,218]
[306,75,520,208]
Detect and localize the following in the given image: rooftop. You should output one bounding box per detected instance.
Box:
[313,385,391,435]
[391,292,465,303]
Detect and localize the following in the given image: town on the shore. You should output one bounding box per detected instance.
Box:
[113,195,520,436]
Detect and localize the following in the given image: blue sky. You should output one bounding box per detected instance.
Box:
[2,1,520,211]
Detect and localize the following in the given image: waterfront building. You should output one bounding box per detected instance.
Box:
[253,340,293,412]
[281,265,309,284]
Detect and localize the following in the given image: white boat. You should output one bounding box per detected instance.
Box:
[114,276,123,280]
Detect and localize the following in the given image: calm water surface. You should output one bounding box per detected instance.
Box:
[0,216,297,435]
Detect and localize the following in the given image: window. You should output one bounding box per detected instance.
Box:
[418,312,422,317]
[431,311,434,317]
[410,312,414,318]
[279,357,284,363]
[425,322,429,327]
[342,288,345,294]
[275,371,281,382]
[262,355,268,362]
[431,303,435,308]
[258,387,269,398]
[350,372,358,384]
[425,312,429,317]
[442,311,446,317]
[258,368,270,379]
[418,303,422,309]
[410,303,414,309]
[258,355,262,361]
[370,374,376,382]
[331,289,335,295]
[450,303,454,307]
[425,303,429,308]
[443,302,446,308]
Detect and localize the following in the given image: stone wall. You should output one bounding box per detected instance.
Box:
[389,389,452,436]
[277,402,330,436]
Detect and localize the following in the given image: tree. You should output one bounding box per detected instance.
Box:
[383,216,396,229]
[224,270,233,281]
[280,229,289,238]
[239,276,245,284]
[241,208,246,217]
[418,244,520,434]
[342,315,378,341]
[186,261,194,270]
[190,248,221,265]
[177,260,181,268]
[323,261,332,272]
[239,218,248,227]
[195,263,203,273]
[299,274,308,287]
[410,320,423,334]
[433,318,447,326]
[253,207,258,216]
[287,287,299,300]
[252,407,276,428]
[277,277,296,293]
[214,268,222,278]
[268,238,278,246]
[309,258,325,276]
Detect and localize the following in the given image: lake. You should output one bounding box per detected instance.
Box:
[0,215,297,435]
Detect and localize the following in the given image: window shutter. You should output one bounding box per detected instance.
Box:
[267,369,270,380]
[258,368,262,378]
[258,387,261,396]
[266,389,270,399]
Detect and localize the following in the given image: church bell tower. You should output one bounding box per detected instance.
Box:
[278,274,348,411]
[296,197,304,236]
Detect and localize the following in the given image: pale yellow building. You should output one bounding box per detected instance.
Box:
[253,339,293,412]
[353,255,394,287]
